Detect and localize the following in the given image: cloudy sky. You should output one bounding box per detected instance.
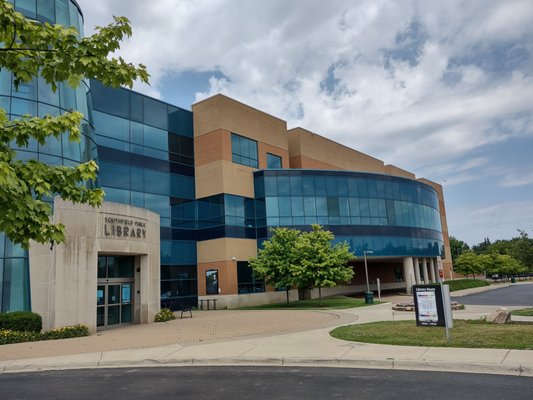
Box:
[77,0,533,247]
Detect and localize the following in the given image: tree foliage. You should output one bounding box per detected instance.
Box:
[449,235,470,264]
[454,251,482,278]
[470,230,533,272]
[249,225,355,302]
[248,227,300,304]
[0,0,149,248]
[455,251,526,278]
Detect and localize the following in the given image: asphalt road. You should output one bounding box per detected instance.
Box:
[1,367,532,400]
[452,283,533,306]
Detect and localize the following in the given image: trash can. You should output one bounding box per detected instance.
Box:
[511,276,516,284]
[364,291,374,304]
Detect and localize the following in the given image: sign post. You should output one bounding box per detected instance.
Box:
[413,284,453,341]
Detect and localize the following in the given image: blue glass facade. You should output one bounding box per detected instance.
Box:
[0,0,91,312]
[254,170,444,258]
[89,80,198,309]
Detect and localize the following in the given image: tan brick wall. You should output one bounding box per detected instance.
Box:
[417,178,453,268]
[288,127,386,173]
[192,94,288,149]
[197,260,237,296]
[258,142,290,169]
[197,238,259,296]
[194,129,232,167]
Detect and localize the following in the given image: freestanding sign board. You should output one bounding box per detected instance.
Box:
[413,285,448,327]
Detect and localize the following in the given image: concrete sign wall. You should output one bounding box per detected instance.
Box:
[29,199,160,332]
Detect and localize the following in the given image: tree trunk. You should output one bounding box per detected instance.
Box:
[286,288,289,305]
[318,286,322,305]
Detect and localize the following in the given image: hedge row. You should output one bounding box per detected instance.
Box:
[0,325,89,345]
[0,311,42,332]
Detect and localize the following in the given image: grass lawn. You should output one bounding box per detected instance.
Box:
[330,320,533,350]
[446,279,489,292]
[511,308,533,317]
[236,296,379,310]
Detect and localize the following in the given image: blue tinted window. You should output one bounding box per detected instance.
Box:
[265,197,279,216]
[59,81,76,110]
[290,176,303,196]
[327,197,340,217]
[143,97,168,130]
[231,133,258,168]
[267,153,282,168]
[277,176,290,196]
[316,197,327,216]
[55,0,69,25]
[303,176,314,196]
[304,197,315,216]
[144,125,168,151]
[337,177,348,196]
[37,0,55,23]
[16,0,36,19]
[39,136,62,157]
[13,77,37,100]
[264,176,277,196]
[144,193,169,218]
[291,197,304,217]
[100,161,130,190]
[314,177,327,196]
[93,111,129,142]
[62,132,81,161]
[168,107,193,137]
[144,169,170,195]
[0,70,11,96]
[68,0,80,33]
[11,98,36,116]
[278,197,292,217]
[103,186,130,204]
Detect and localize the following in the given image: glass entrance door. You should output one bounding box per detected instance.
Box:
[97,256,134,329]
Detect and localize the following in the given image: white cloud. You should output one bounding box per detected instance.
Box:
[449,201,533,246]
[76,0,533,243]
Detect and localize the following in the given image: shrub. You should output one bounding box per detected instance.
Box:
[154,308,175,322]
[41,324,89,340]
[446,279,489,292]
[0,324,89,345]
[0,311,42,332]
[0,329,40,345]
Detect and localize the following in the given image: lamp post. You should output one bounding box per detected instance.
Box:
[363,250,374,304]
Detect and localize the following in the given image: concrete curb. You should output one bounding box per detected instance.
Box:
[2,356,532,377]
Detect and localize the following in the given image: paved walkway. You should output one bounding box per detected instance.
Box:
[1,284,532,376]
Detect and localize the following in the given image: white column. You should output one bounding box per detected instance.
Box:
[422,258,430,284]
[435,257,442,283]
[413,257,421,284]
[403,257,415,294]
[429,257,436,283]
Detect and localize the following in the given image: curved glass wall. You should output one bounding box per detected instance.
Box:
[254,170,444,258]
[0,0,95,312]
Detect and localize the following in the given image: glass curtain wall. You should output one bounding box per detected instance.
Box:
[90,80,198,309]
[0,0,93,312]
[254,170,444,258]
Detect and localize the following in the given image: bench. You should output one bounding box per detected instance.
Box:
[180,304,193,319]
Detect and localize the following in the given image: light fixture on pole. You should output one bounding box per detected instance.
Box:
[363,250,374,293]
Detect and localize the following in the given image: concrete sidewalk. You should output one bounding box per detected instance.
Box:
[1,285,532,376]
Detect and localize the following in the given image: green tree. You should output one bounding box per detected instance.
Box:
[248,227,301,304]
[292,225,355,303]
[249,225,355,304]
[454,251,483,279]
[479,253,526,279]
[449,236,470,264]
[0,1,148,248]
[472,237,491,254]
